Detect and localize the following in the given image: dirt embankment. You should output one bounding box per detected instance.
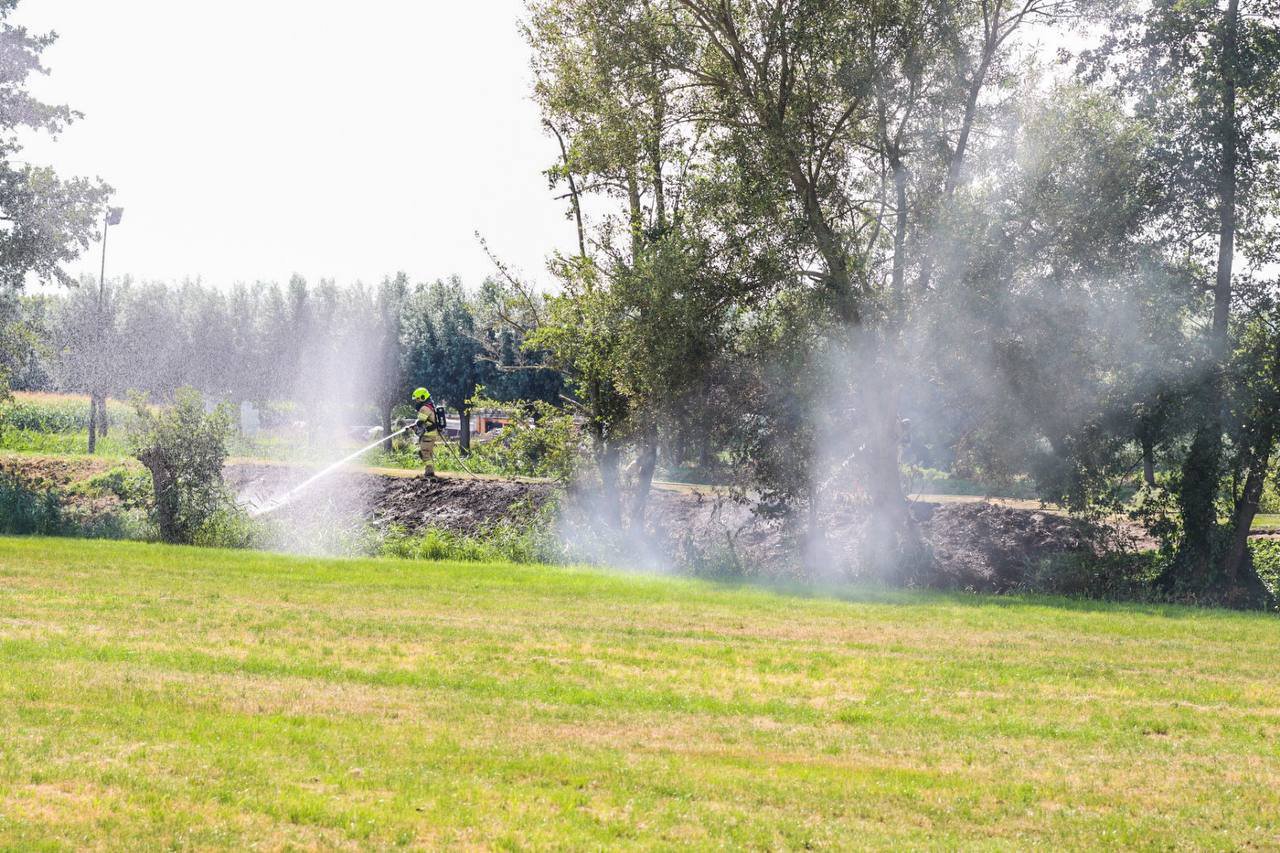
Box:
[226,463,554,537]
[0,454,117,488]
[1,454,1153,589]
[617,491,1130,591]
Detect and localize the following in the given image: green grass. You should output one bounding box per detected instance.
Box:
[0,425,480,474]
[2,539,1280,847]
[0,427,132,457]
[1255,513,1280,529]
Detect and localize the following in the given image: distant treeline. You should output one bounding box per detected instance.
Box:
[9,274,563,434]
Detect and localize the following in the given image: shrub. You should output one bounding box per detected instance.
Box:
[376,503,566,565]
[70,466,154,509]
[130,388,239,544]
[1020,551,1162,599]
[0,471,64,535]
[190,504,270,549]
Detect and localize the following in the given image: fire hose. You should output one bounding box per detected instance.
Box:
[399,414,476,476]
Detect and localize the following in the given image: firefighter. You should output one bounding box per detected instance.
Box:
[411,387,439,477]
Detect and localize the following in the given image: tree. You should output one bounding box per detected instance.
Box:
[130,388,235,544]
[1089,0,1280,598]
[371,273,409,450]
[0,0,112,404]
[48,274,125,451]
[526,258,632,525]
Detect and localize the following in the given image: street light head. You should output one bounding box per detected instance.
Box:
[106,207,123,226]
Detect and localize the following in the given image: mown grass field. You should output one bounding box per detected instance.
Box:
[2,538,1280,848]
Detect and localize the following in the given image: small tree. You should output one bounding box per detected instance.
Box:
[130,388,234,544]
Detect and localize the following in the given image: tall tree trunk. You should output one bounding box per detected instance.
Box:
[547,121,587,257]
[890,152,909,308]
[1141,429,1156,488]
[97,395,109,437]
[626,166,644,261]
[859,374,922,579]
[786,165,859,324]
[87,394,98,454]
[1222,430,1275,589]
[944,49,994,198]
[1221,335,1280,592]
[698,431,713,473]
[650,83,666,233]
[587,376,622,529]
[459,405,472,456]
[630,426,659,529]
[784,163,917,569]
[1175,420,1222,580]
[1170,0,1240,591]
[1211,0,1239,357]
[139,449,181,543]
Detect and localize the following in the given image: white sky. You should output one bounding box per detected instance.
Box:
[16,0,575,290]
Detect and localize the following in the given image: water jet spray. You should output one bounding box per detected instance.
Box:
[245,425,413,517]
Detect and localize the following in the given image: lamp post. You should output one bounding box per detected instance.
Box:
[88,206,123,454]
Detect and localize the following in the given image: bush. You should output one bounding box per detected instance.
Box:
[0,471,64,535]
[1020,551,1163,599]
[70,466,154,509]
[130,388,240,544]
[190,504,270,549]
[376,502,566,565]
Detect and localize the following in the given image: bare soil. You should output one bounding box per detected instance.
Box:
[0,454,1171,589]
[0,454,117,489]
[225,463,554,537]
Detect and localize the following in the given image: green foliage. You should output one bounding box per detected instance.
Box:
[464,395,582,481]
[129,388,240,545]
[0,6,110,292]
[190,504,269,550]
[1128,485,1182,554]
[1261,478,1280,515]
[903,466,1039,500]
[526,258,630,441]
[0,466,151,540]
[377,515,565,566]
[0,393,134,434]
[0,470,63,535]
[69,465,153,509]
[0,427,129,456]
[1250,540,1280,599]
[1020,551,1163,601]
[401,277,491,417]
